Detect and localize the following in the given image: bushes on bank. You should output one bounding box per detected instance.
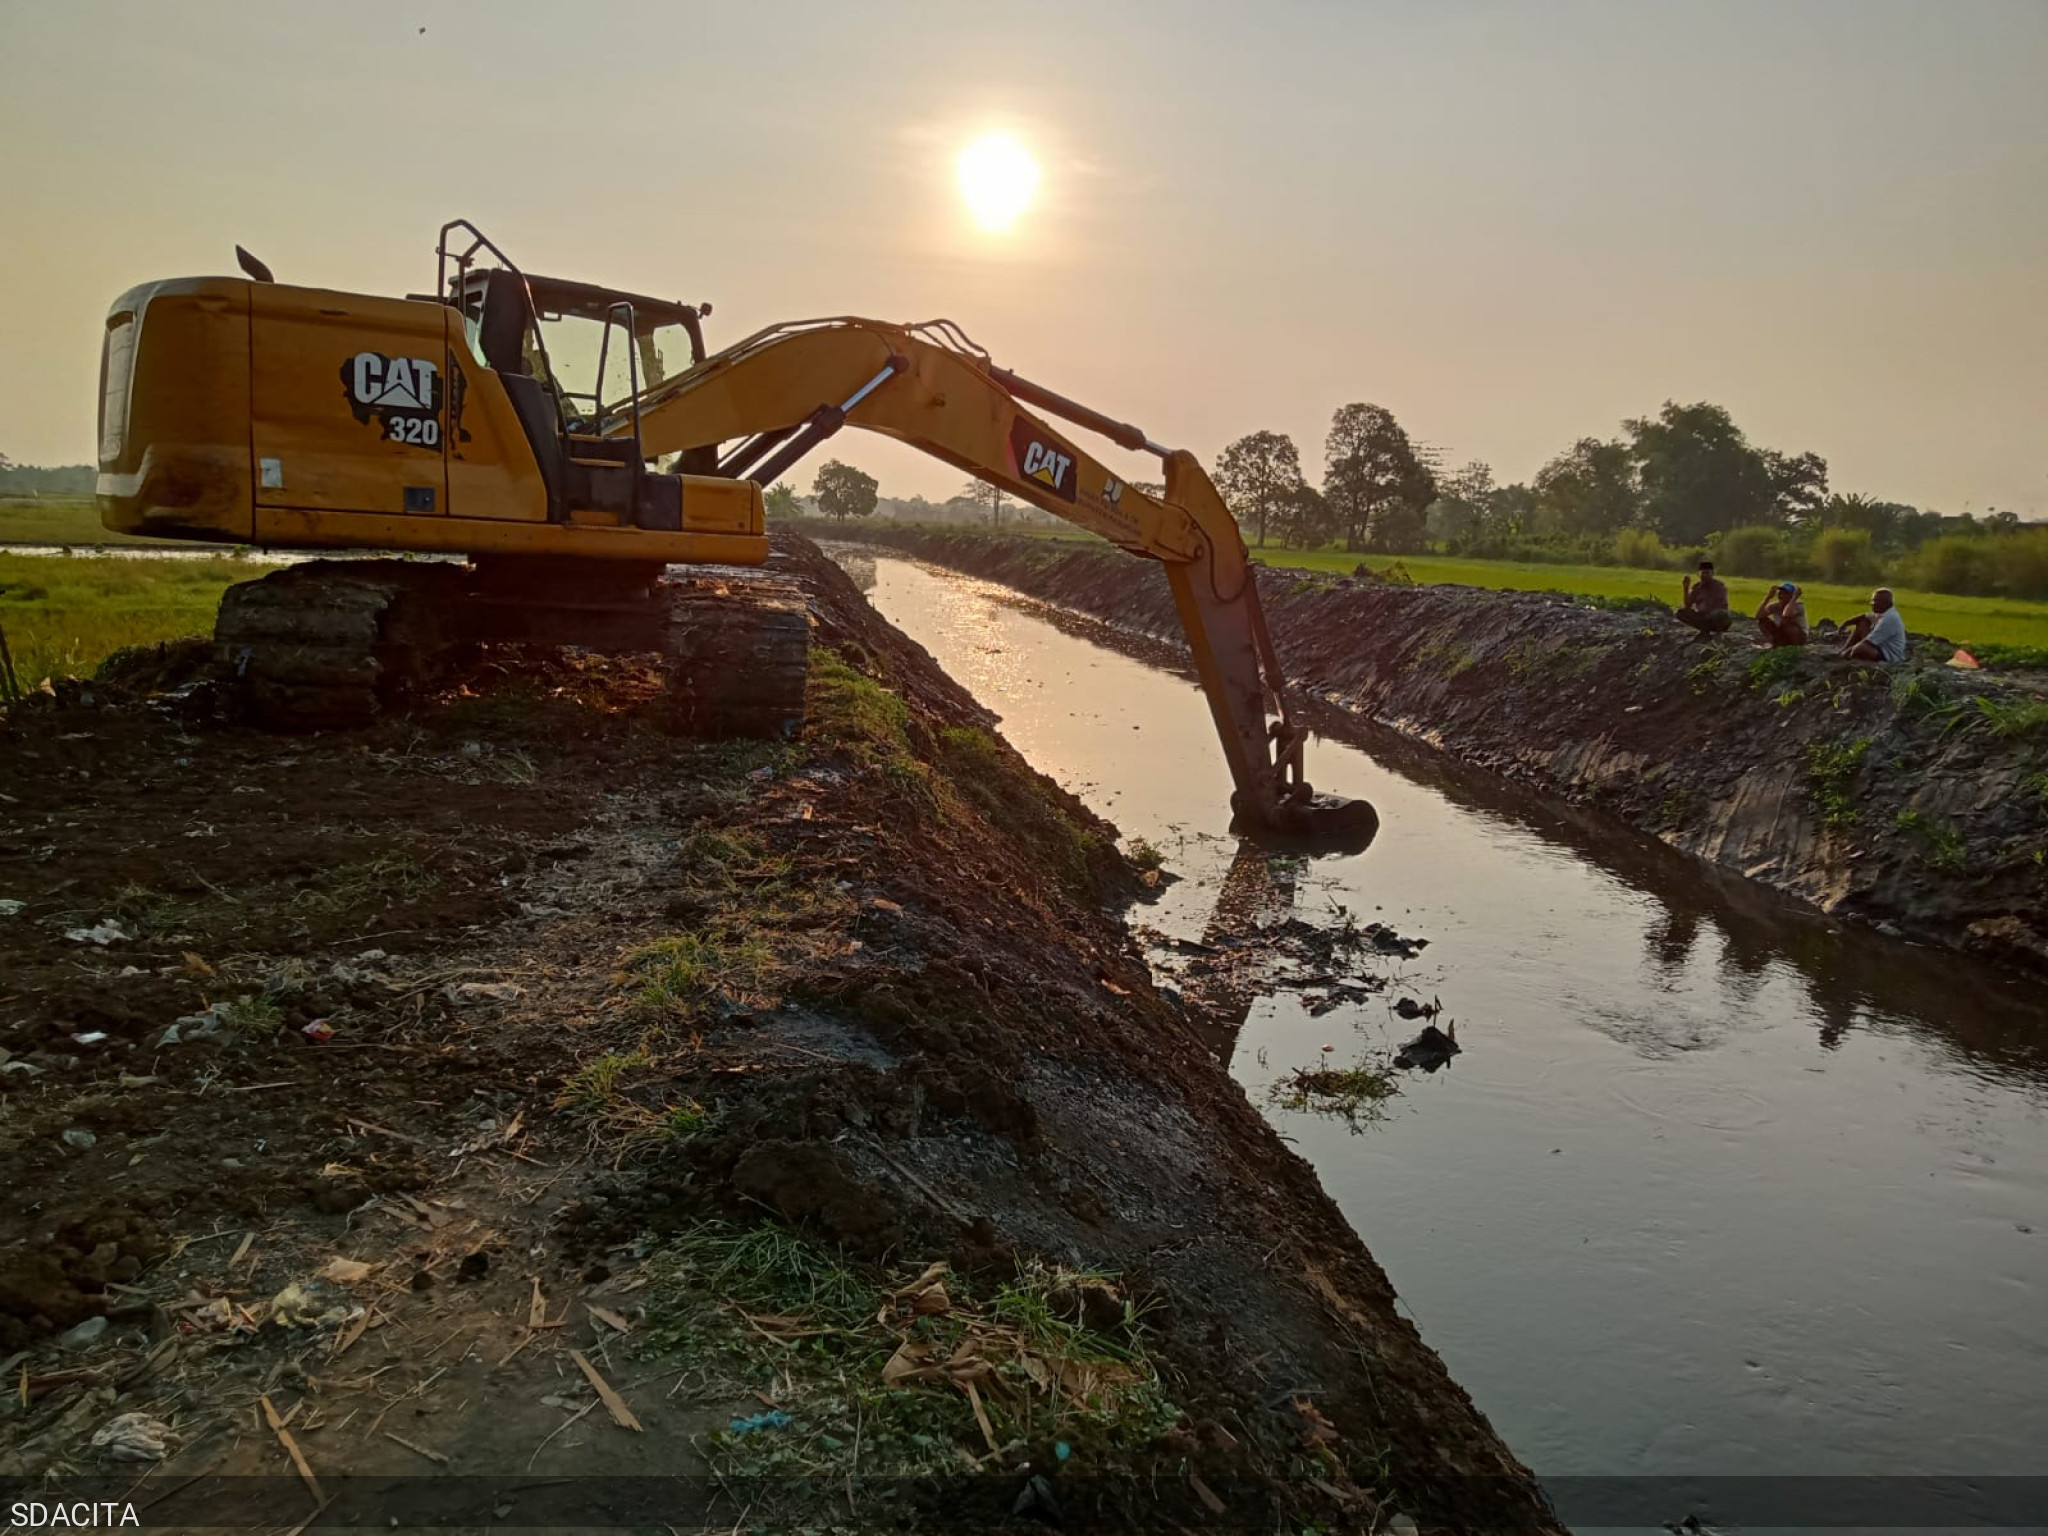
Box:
[1714,526,1783,577]
[1812,528,1881,585]
[1910,536,2003,597]
[1283,522,2048,602]
[1613,528,1672,569]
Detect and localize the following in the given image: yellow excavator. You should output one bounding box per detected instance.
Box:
[97,220,1371,841]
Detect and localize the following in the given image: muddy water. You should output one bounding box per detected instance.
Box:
[843,549,2048,1508]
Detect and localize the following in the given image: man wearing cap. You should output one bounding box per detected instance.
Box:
[1674,560,1733,634]
[1756,582,1808,647]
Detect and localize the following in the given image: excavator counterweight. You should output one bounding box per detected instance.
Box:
[96,220,1374,844]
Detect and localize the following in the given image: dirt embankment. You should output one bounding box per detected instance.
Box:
[0,534,1558,1532]
[840,527,2048,972]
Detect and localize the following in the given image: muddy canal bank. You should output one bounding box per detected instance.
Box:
[835,527,2048,973]
[0,535,1556,1532]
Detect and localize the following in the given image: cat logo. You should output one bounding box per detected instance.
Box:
[340,352,443,448]
[1008,417,1077,503]
[348,352,439,411]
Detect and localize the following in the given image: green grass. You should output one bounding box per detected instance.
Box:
[289,854,440,918]
[1970,695,2048,742]
[554,1045,710,1156]
[1265,552,2048,652]
[646,1225,1181,1489]
[0,550,280,685]
[1807,738,1871,830]
[959,524,2048,653]
[628,930,779,1012]
[1270,1056,1402,1131]
[0,496,194,548]
[809,651,915,757]
[1893,809,1968,872]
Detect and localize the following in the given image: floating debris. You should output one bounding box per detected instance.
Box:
[1394,1022,1460,1073]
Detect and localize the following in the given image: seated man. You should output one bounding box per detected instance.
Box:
[1674,559,1732,634]
[1756,582,1808,647]
[1837,588,1908,663]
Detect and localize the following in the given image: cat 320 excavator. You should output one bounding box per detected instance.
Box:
[96,220,1372,842]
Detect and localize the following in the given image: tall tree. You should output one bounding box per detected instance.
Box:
[1483,482,1538,539]
[1533,438,1639,537]
[1440,459,1495,506]
[1763,449,1829,526]
[1213,430,1306,547]
[1625,402,1777,543]
[1323,404,1436,552]
[813,460,878,521]
[764,481,801,519]
[955,476,1009,527]
[1273,481,1333,547]
[1426,460,1495,545]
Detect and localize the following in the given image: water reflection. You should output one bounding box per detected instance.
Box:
[1302,706,2048,1084]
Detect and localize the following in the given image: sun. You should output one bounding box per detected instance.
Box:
[957,133,1040,233]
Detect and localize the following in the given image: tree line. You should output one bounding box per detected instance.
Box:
[0,459,95,496]
[1209,403,2047,600]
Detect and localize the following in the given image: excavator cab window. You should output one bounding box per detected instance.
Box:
[518,276,704,433]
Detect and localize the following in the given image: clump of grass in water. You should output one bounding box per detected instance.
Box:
[1807,738,1870,830]
[1125,836,1165,873]
[1270,1054,1402,1133]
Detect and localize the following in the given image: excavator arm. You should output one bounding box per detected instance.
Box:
[631,318,1373,843]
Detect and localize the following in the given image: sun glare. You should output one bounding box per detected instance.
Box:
[957,133,1040,233]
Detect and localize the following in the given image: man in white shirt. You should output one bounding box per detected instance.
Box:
[1838,589,1907,663]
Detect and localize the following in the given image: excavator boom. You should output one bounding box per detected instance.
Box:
[95,224,1373,843]
[630,317,1371,842]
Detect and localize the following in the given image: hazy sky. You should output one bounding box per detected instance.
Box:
[4,0,2043,514]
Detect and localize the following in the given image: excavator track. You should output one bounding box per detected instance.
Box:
[214,561,457,731]
[214,559,808,738]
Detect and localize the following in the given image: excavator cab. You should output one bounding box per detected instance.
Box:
[443,224,713,534]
